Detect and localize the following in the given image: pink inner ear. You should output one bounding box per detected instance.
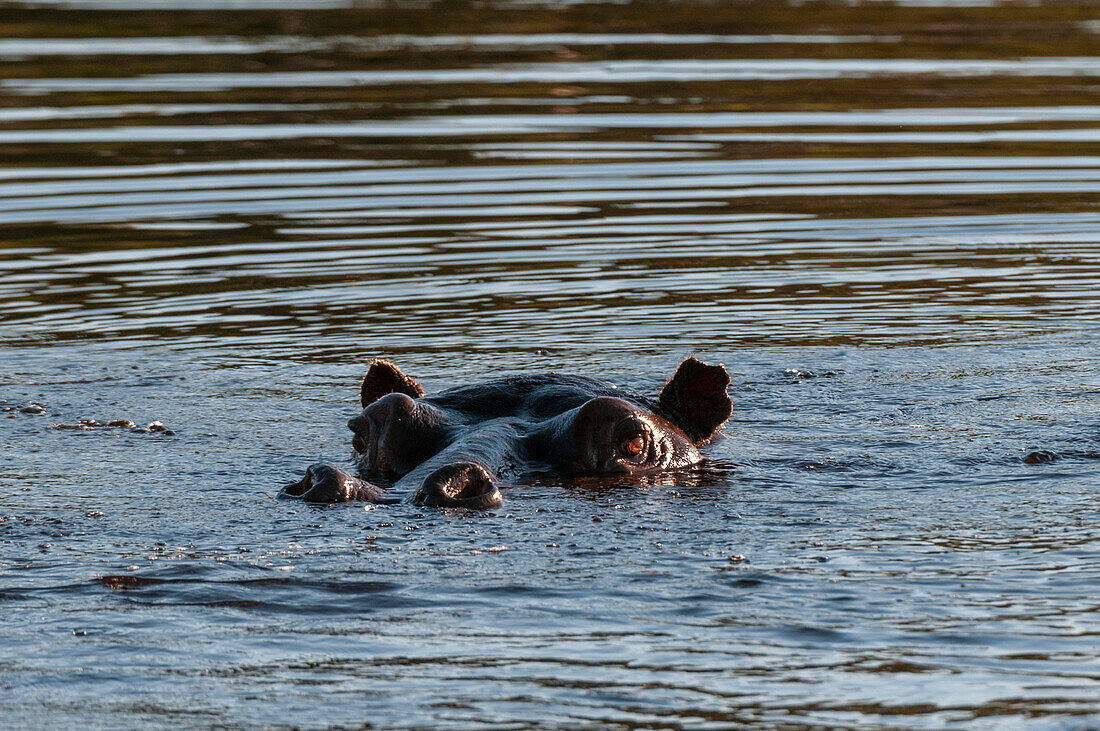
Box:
[360,359,425,407]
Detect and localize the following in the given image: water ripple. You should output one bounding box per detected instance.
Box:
[3,2,1100,727]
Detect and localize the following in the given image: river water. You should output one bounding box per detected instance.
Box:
[1,1,1099,727]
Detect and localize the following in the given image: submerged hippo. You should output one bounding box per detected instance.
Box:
[280,357,731,509]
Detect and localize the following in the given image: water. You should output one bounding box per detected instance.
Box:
[2,1,1099,727]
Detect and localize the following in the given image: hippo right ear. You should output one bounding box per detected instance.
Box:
[657,357,732,445]
[360,359,426,407]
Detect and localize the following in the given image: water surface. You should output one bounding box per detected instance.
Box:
[1,1,1099,727]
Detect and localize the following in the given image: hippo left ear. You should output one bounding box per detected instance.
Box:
[360,359,426,408]
[657,357,732,445]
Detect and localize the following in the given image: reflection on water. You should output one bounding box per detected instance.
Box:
[13,57,1100,93]
[1,0,1099,727]
[0,33,904,57]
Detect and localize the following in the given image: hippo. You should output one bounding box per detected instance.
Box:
[279,357,731,509]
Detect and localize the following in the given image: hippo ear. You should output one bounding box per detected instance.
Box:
[360,359,425,407]
[657,357,732,445]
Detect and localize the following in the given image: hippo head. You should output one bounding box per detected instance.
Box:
[347,357,731,485]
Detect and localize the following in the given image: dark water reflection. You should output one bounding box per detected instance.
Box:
[2,1,1099,727]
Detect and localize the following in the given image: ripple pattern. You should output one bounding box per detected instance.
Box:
[1,1,1099,727]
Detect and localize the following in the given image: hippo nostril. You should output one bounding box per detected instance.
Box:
[416,462,501,509]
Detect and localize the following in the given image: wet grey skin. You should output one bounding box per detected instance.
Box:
[280,356,731,509]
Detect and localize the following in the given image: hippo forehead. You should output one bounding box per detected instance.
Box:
[425,374,637,421]
[559,394,660,428]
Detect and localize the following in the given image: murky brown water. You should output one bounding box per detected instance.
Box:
[2,1,1099,728]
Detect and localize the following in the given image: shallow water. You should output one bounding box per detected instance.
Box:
[1,1,1099,728]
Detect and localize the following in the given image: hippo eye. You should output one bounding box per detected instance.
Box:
[621,434,645,458]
